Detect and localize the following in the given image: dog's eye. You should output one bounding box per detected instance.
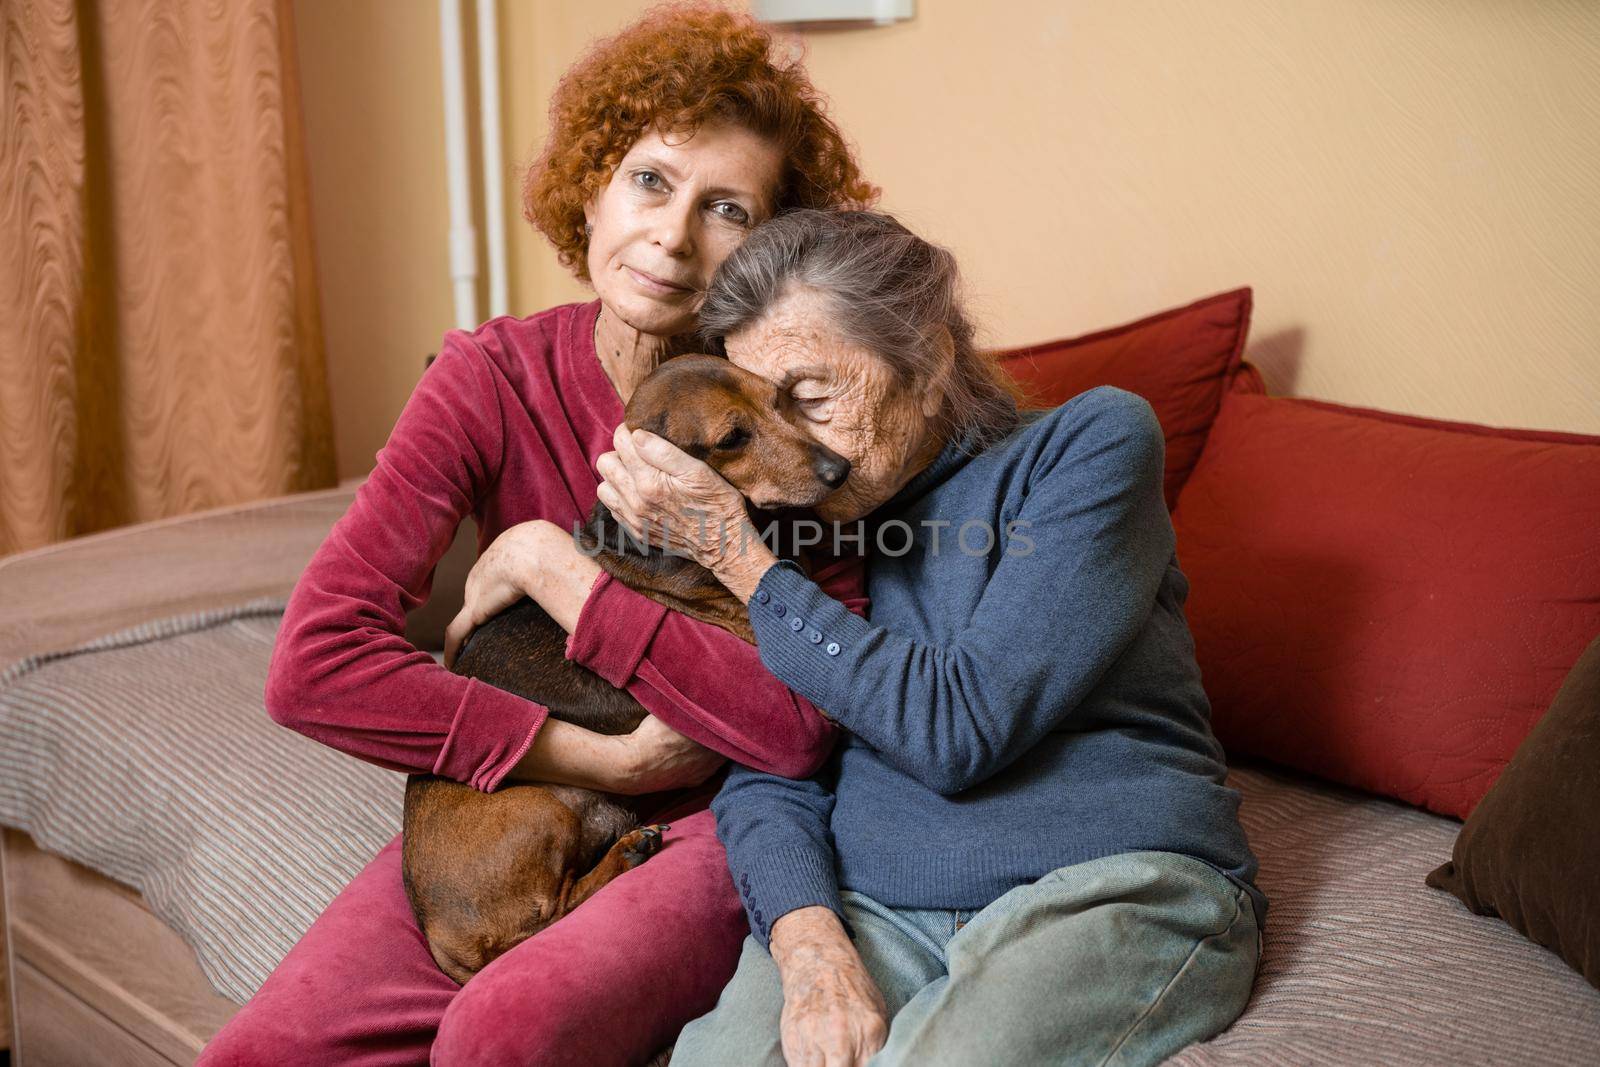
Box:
[716,427,749,451]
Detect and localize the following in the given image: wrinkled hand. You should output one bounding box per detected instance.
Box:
[772,907,890,1067]
[612,714,726,795]
[595,424,751,571]
[444,519,565,669]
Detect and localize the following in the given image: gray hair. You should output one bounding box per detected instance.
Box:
[697,209,1022,452]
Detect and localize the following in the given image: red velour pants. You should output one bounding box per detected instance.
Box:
[197,802,744,1067]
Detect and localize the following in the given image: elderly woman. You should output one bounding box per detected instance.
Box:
[199,7,876,1066]
[597,209,1267,1067]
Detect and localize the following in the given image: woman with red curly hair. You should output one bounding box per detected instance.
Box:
[198,4,875,1065]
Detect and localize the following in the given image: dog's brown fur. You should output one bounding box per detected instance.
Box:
[401,356,850,985]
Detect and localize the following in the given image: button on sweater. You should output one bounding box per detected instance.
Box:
[713,386,1267,945]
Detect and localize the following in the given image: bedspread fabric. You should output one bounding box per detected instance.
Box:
[0,601,403,1003]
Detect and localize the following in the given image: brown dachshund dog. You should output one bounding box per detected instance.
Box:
[402,355,851,985]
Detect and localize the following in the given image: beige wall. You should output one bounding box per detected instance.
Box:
[295,1,454,480]
[296,0,1600,478]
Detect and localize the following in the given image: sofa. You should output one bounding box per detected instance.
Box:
[2,288,1597,1065]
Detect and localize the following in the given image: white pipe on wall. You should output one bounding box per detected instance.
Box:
[477,0,509,319]
[439,0,478,329]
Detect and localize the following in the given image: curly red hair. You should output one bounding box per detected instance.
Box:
[523,2,879,282]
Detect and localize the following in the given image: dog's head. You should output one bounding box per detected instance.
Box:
[623,354,849,511]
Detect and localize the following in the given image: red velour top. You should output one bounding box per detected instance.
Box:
[264,299,863,792]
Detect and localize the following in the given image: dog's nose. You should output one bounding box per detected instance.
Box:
[812,447,851,489]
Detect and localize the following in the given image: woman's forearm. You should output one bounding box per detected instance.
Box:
[521,515,774,629]
[502,718,630,791]
[521,523,604,634]
[772,906,857,974]
[709,535,779,604]
[770,905,890,1061]
[501,713,724,794]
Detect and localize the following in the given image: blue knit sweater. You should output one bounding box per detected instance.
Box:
[713,386,1267,947]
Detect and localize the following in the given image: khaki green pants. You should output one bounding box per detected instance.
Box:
[672,850,1261,1067]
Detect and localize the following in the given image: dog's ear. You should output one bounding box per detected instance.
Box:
[643,411,669,439]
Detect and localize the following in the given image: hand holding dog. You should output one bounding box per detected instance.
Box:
[453,520,724,793]
[443,519,600,668]
[612,713,726,794]
[595,424,778,602]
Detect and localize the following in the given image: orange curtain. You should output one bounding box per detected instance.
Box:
[1,0,335,556]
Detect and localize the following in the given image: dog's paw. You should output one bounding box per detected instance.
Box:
[620,823,671,866]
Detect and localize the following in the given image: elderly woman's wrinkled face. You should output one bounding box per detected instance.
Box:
[585,122,784,339]
[724,286,944,525]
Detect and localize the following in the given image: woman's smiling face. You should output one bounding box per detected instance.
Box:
[584,122,785,339]
[723,285,943,524]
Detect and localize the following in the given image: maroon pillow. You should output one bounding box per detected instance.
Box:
[1173,365,1600,819]
[996,287,1252,509]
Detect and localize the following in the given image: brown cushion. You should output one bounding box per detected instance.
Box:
[1426,632,1600,990]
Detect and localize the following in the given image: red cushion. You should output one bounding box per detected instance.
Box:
[996,287,1252,509]
[1174,365,1600,819]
